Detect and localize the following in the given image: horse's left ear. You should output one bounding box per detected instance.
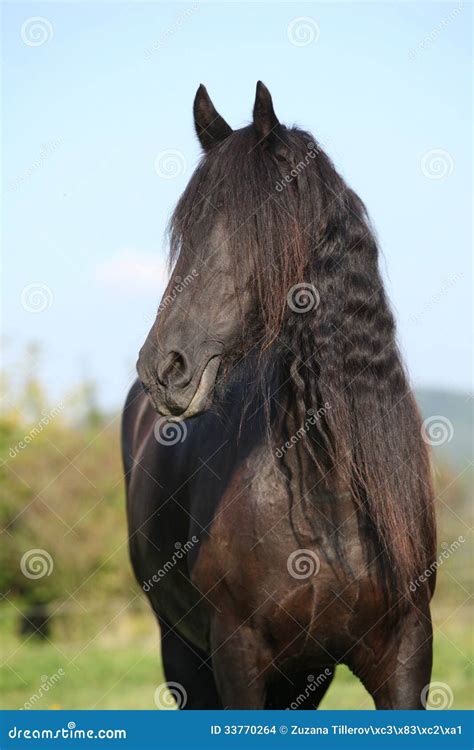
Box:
[193,84,233,152]
[253,81,281,143]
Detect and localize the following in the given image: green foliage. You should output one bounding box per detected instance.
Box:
[0,371,135,611]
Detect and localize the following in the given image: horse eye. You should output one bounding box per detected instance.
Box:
[275,153,288,165]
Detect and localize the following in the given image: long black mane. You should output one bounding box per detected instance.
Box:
[168,123,436,600]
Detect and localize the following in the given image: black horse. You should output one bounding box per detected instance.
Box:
[123,83,436,709]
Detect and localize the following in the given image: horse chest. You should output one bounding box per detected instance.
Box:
[191,449,370,656]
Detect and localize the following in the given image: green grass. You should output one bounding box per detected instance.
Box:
[1,606,165,710]
[2,642,164,710]
[1,601,472,710]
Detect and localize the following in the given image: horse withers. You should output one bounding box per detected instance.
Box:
[122,82,436,709]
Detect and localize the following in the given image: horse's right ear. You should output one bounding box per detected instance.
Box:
[253,81,281,144]
[193,84,233,152]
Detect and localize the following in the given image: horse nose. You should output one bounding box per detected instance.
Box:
[157,350,193,390]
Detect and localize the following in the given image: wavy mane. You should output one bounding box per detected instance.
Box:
[169,124,436,600]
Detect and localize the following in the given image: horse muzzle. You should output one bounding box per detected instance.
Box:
[137,347,222,421]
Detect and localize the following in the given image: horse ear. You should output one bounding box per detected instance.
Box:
[253,81,281,143]
[193,84,233,152]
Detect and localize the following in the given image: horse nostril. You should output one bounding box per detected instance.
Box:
[157,351,190,388]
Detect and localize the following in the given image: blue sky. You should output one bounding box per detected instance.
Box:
[2,1,472,409]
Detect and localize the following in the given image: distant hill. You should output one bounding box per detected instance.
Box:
[415,388,473,470]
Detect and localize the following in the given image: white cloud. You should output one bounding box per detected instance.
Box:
[95,250,168,291]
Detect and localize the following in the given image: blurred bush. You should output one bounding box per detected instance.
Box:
[0,355,136,628]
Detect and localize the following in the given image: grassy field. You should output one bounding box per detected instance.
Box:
[1,600,472,710]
